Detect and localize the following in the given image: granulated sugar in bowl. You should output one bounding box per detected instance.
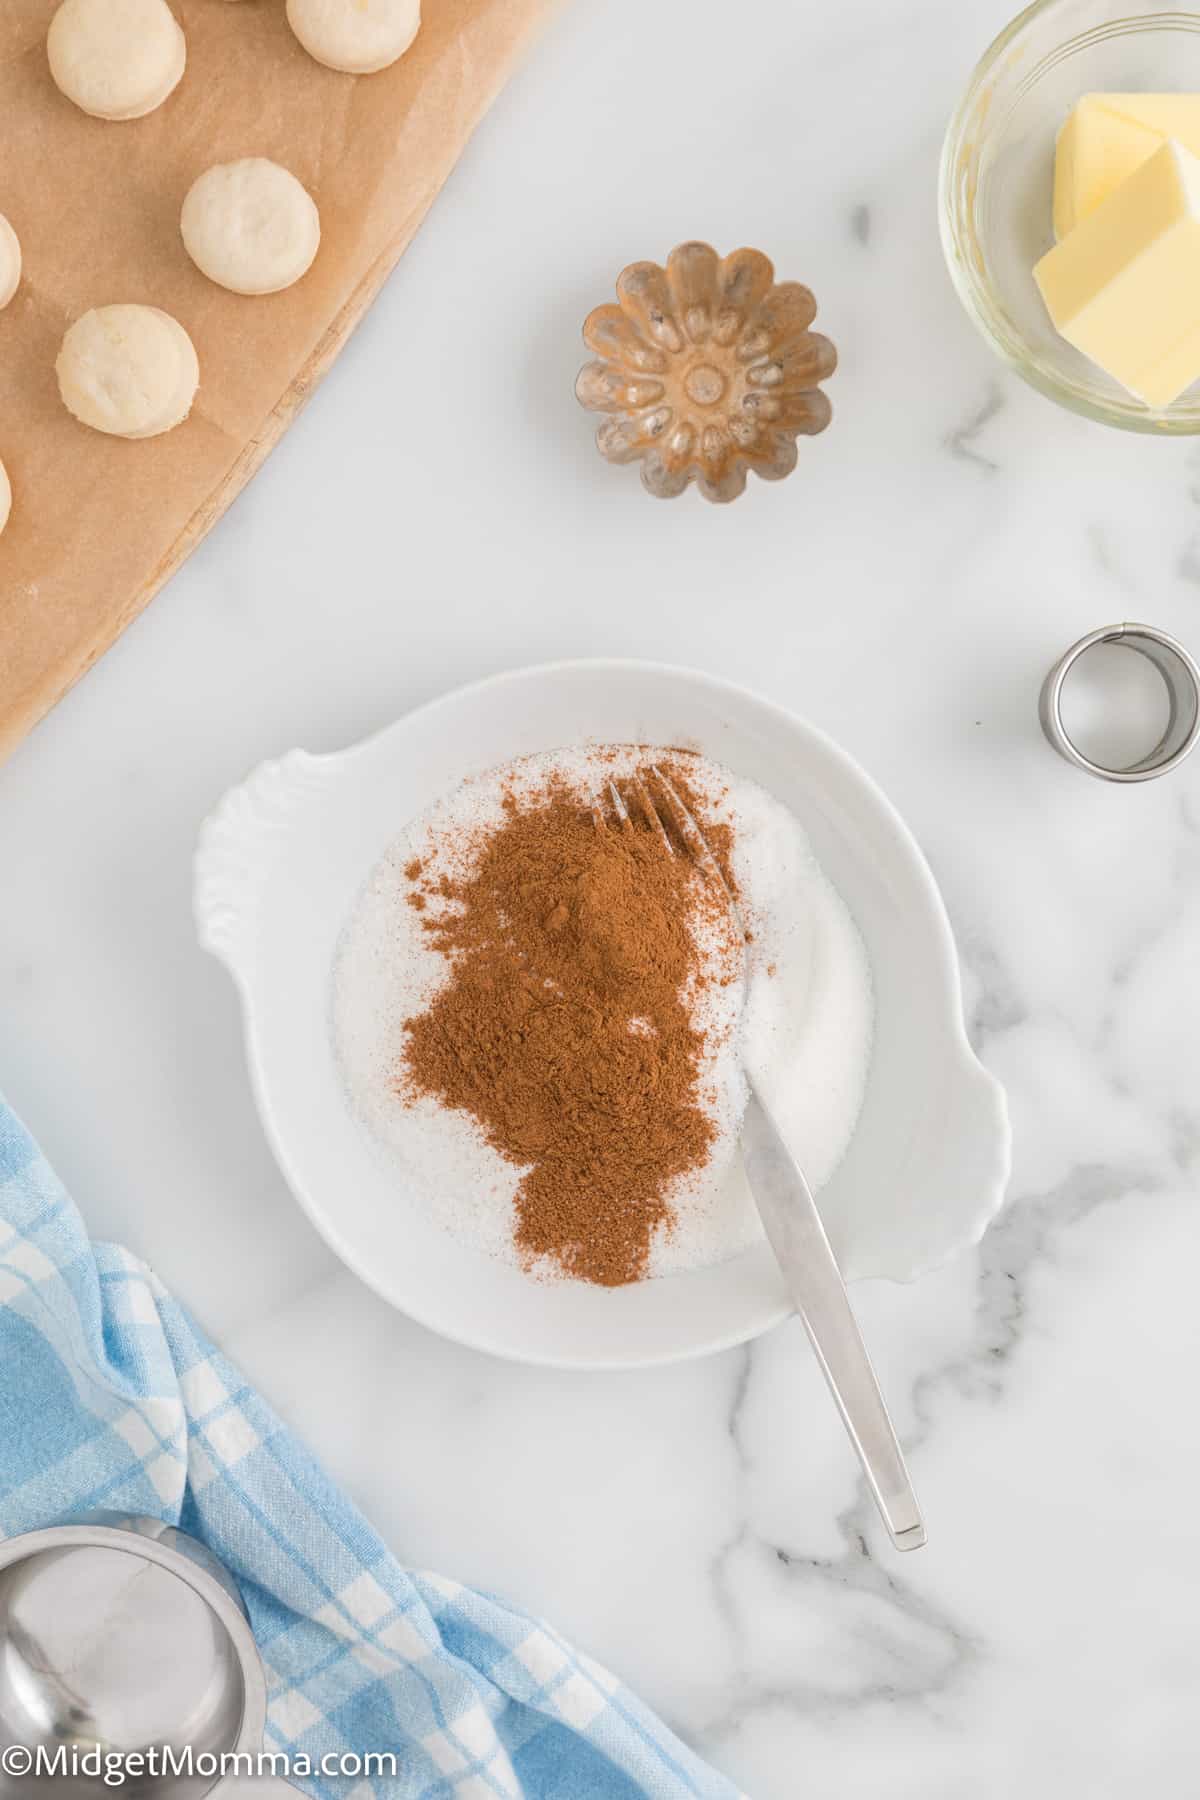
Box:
[194,660,1011,1366]
[332,745,874,1288]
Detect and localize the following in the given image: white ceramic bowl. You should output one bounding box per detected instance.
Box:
[194,662,1010,1368]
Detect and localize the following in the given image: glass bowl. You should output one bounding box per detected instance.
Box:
[940,0,1200,432]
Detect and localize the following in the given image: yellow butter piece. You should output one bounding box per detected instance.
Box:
[1054,93,1200,236]
[1053,98,1164,237]
[1035,138,1200,408]
[1100,92,1200,145]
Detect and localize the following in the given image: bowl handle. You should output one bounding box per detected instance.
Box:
[193,749,338,983]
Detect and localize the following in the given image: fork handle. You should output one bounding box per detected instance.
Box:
[741,1088,926,1551]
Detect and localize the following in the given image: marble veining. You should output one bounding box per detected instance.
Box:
[944,384,1006,472]
[2,0,1199,1794]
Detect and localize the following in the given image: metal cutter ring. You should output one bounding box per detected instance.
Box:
[1039,622,1200,783]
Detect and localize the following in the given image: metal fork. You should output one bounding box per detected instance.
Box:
[600,770,926,1552]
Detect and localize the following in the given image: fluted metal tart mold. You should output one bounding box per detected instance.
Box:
[577,241,836,503]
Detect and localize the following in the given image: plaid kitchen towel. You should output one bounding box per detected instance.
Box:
[0,1096,739,1800]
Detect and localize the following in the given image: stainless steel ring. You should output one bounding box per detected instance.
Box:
[0,1516,269,1798]
[1039,622,1200,783]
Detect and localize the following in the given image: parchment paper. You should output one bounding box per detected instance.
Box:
[0,0,556,760]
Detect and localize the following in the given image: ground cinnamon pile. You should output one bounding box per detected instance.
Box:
[399,763,737,1285]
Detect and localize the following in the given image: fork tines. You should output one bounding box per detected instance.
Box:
[593,766,727,890]
[649,766,726,889]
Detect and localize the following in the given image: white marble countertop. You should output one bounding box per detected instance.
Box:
[4,0,1200,1791]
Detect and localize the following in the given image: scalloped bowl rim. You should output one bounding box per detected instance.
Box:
[194,660,1011,1369]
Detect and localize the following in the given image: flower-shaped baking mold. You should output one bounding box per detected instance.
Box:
[576,242,836,503]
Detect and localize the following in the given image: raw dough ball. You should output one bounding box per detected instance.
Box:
[181,159,320,295]
[0,214,21,310]
[47,0,185,121]
[150,315,201,433]
[56,304,199,438]
[285,0,420,74]
[0,460,10,537]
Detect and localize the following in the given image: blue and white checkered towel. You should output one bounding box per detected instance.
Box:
[0,1096,739,1800]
